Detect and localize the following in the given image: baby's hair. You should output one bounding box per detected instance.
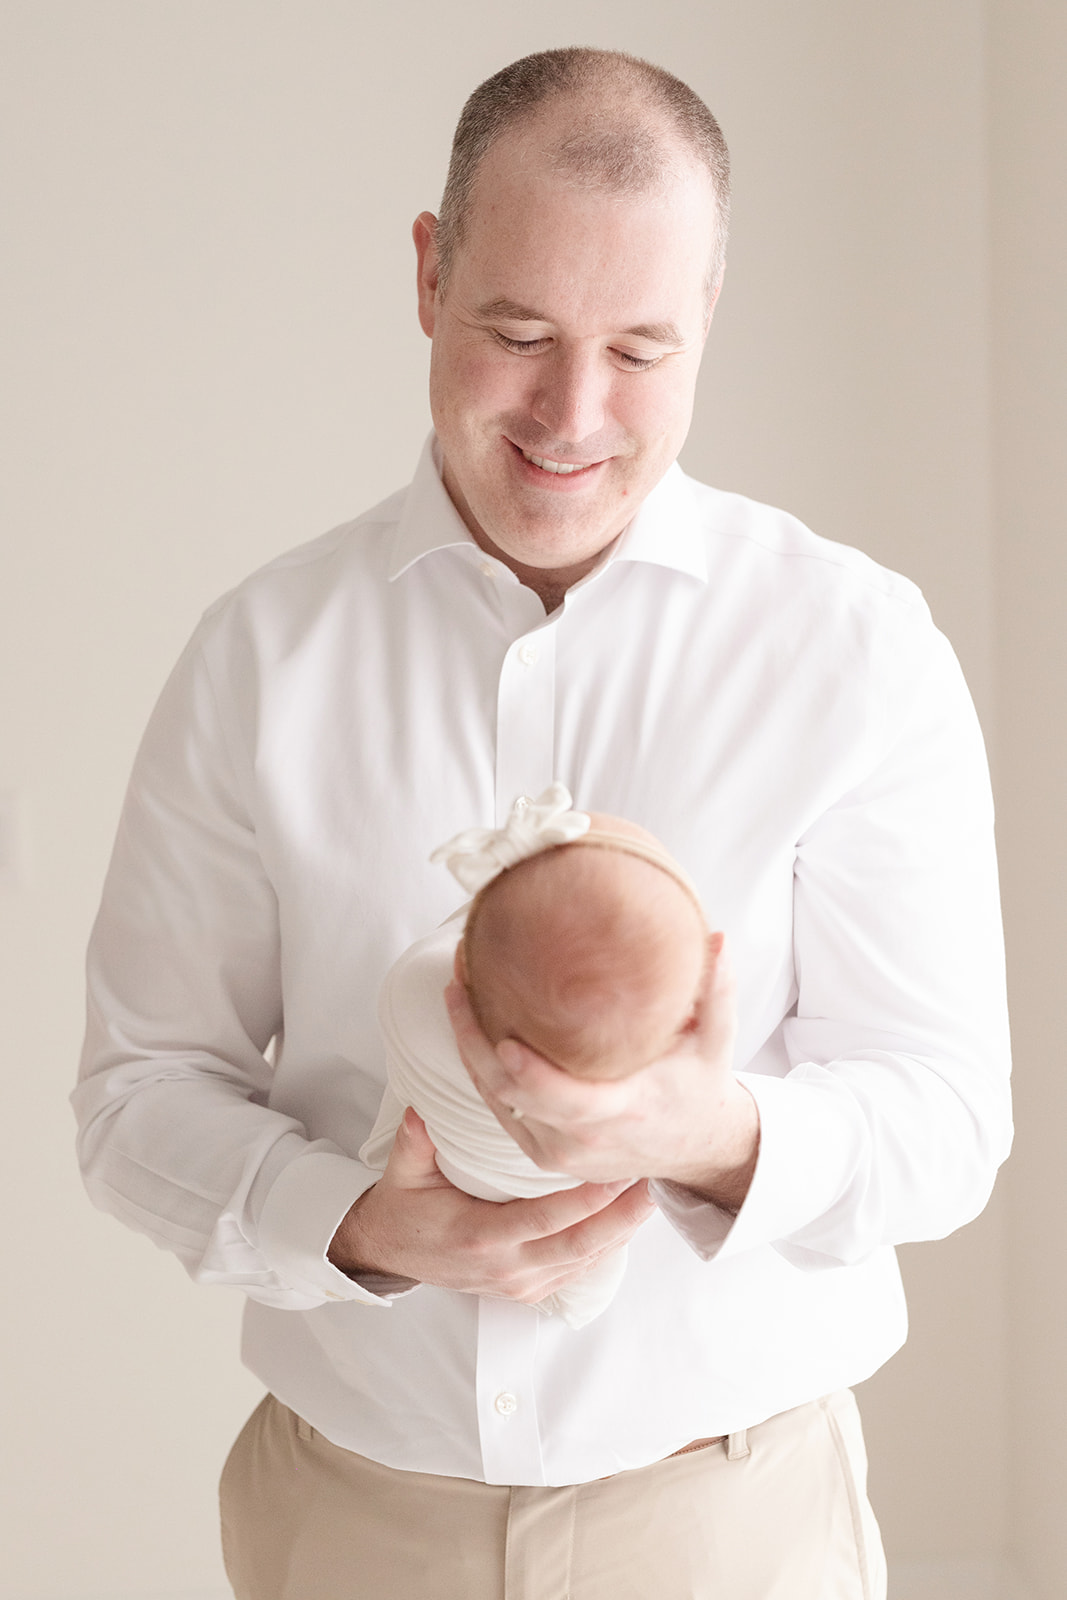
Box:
[462,828,707,1080]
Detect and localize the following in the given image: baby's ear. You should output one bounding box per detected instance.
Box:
[453,942,468,985]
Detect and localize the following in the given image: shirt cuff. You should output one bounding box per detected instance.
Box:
[653,1067,869,1265]
[649,1179,737,1258]
[257,1149,416,1305]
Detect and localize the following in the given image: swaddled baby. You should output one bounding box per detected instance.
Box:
[360,785,708,1328]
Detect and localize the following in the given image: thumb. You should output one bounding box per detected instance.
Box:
[385,1107,446,1188]
[695,931,738,1062]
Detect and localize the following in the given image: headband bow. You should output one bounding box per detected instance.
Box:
[430,782,591,895]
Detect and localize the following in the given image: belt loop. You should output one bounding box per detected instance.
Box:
[725,1429,750,1461]
[295,1412,314,1444]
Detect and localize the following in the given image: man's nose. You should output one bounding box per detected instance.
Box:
[529,349,608,446]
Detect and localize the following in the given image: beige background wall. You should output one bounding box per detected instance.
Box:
[0,3,1061,1597]
[990,3,1067,1596]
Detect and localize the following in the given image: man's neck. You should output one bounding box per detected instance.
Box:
[510,560,589,614]
[467,526,605,614]
[439,458,612,612]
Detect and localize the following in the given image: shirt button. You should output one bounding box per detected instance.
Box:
[494,1392,519,1417]
[518,642,539,666]
[479,562,495,578]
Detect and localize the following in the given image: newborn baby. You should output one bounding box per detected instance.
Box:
[359,784,708,1328]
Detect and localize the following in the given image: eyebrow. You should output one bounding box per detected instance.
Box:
[476,298,685,346]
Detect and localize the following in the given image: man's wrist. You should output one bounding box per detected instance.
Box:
[327,1186,386,1277]
[337,1266,421,1296]
[667,1089,760,1214]
[682,1152,758,1216]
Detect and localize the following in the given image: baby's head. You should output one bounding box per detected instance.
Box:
[459,815,707,1080]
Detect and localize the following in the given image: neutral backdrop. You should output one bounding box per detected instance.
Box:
[1,4,1063,1599]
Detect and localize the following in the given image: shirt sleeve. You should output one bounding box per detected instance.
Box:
[72,624,394,1311]
[660,613,1012,1269]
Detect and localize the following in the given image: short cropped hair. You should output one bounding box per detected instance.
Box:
[435,47,731,300]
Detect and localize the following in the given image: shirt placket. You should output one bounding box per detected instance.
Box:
[470,598,557,1484]
[475,1298,546,1485]
[494,615,558,823]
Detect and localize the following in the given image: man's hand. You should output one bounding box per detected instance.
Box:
[446,932,760,1213]
[328,1107,657,1300]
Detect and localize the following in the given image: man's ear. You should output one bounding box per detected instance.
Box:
[703,267,725,338]
[413,211,440,338]
[453,940,468,985]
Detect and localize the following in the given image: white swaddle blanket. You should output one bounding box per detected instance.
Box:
[360,914,630,1330]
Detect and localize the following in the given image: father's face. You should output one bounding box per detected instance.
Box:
[414,126,720,587]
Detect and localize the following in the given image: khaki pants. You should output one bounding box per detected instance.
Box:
[220,1388,887,1600]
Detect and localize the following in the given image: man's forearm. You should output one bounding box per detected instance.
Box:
[328,1187,393,1278]
[666,1085,760,1215]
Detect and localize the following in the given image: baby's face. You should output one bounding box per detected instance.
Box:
[463,817,708,1080]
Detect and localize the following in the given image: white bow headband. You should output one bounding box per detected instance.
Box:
[431,782,706,921]
[430,783,590,896]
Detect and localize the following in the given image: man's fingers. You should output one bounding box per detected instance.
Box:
[385,1107,450,1189]
[502,1251,628,1307]
[508,1178,654,1257]
[501,1177,632,1240]
[445,979,509,1090]
[446,978,627,1126]
[536,1180,656,1268]
[494,1038,632,1124]
[692,930,737,1060]
[445,978,492,1058]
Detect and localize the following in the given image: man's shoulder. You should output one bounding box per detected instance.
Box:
[680,471,928,617]
[202,482,410,628]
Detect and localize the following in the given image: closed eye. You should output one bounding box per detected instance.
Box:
[493,331,661,371]
[493,332,551,355]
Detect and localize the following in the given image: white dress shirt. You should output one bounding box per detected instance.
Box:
[74,436,1012,1487]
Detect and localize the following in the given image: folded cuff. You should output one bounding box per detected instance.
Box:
[257,1149,415,1305]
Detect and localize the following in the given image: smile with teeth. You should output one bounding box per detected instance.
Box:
[521,450,591,475]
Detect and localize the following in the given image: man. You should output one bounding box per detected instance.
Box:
[74,47,1011,1600]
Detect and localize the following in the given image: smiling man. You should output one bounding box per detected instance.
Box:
[74,47,1010,1600]
[414,91,720,604]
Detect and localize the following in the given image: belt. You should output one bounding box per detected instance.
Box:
[597,1429,752,1480]
[669,1430,750,1462]
[669,1436,723,1457]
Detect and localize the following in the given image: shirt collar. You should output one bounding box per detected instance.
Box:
[388,436,481,581]
[609,460,708,585]
[388,433,708,587]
